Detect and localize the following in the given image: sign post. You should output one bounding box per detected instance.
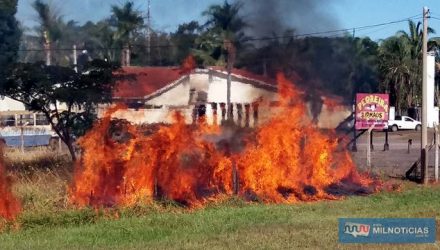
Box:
[367,123,376,170]
[355,93,390,169]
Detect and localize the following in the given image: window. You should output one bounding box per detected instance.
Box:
[36,114,49,125]
[405,117,413,122]
[17,114,34,126]
[0,115,15,126]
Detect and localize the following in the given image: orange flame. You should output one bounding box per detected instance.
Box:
[69,73,376,208]
[0,147,21,221]
[69,110,232,207]
[236,73,374,202]
[180,55,196,74]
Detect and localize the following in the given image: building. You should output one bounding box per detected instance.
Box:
[105,66,351,128]
[0,65,351,146]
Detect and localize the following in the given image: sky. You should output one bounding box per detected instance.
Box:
[15,0,440,41]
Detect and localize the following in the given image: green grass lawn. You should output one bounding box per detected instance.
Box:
[1,183,440,249]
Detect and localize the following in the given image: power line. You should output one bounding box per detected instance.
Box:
[9,14,422,53]
[243,15,423,42]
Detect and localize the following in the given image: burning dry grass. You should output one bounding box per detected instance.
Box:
[69,73,379,209]
[0,182,437,249]
[0,147,72,229]
[0,147,21,228]
[0,73,381,229]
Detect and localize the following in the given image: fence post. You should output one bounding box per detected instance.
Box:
[383,129,389,151]
[20,126,24,153]
[20,122,29,153]
[367,124,375,171]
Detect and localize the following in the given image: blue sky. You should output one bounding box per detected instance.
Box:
[15,0,440,41]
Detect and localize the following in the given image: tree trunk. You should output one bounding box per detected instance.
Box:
[64,136,77,161]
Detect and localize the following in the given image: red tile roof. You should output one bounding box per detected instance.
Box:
[113,67,185,98]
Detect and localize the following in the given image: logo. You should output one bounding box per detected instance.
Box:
[343,222,370,237]
[339,218,436,243]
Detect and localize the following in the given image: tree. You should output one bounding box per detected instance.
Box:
[82,20,118,62]
[397,20,435,61]
[32,0,63,66]
[398,20,435,107]
[345,37,379,97]
[194,1,248,66]
[171,21,201,64]
[379,20,437,112]
[195,1,248,121]
[378,36,411,113]
[2,60,118,161]
[0,0,20,89]
[110,1,143,66]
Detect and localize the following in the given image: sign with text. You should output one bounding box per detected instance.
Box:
[339,218,436,243]
[355,93,389,130]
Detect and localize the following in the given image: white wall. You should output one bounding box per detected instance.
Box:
[189,73,209,92]
[145,79,191,106]
[106,71,351,129]
[0,97,26,111]
[427,54,438,127]
[112,108,193,124]
[0,96,68,112]
[207,76,277,103]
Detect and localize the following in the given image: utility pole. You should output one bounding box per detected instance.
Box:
[44,31,51,66]
[421,6,429,184]
[146,0,151,65]
[225,40,236,122]
[73,44,78,73]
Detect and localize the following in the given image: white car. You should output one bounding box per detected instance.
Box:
[388,116,421,132]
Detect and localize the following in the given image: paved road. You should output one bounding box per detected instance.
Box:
[349,129,438,177]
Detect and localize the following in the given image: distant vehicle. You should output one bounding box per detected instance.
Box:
[388,115,421,132]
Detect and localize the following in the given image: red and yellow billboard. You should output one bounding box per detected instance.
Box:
[355,93,389,130]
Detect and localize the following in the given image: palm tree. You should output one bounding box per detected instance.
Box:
[397,20,435,60]
[196,1,247,65]
[379,36,411,113]
[396,20,436,107]
[196,1,247,120]
[32,0,62,65]
[110,1,143,66]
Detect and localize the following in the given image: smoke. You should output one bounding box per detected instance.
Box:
[238,0,340,38]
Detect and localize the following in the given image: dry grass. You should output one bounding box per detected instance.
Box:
[4,147,72,172]
[4,147,73,213]
[1,146,440,249]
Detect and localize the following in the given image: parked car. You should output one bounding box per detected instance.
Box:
[388,115,421,132]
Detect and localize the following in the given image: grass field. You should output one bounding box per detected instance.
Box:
[1,180,440,249]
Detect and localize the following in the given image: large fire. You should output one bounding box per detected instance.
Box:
[236,74,375,202]
[69,73,377,208]
[0,147,21,221]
